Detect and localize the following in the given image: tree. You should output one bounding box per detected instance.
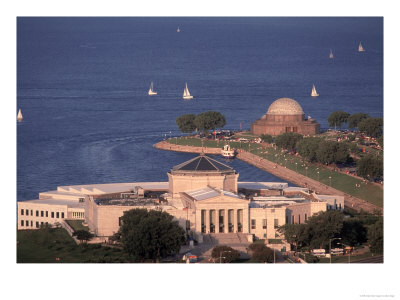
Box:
[341,218,367,246]
[304,210,344,250]
[357,155,383,179]
[367,218,383,254]
[211,245,240,263]
[73,230,94,244]
[328,111,350,130]
[274,132,303,150]
[348,113,370,129]
[296,137,323,162]
[358,117,383,138]
[194,111,226,133]
[260,134,273,144]
[315,140,349,165]
[119,209,186,262]
[176,114,196,134]
[247,243,274,263]
[278,224,307,251]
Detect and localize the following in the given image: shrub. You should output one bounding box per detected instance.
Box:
[211,245,240,263]
[248,243,274,263]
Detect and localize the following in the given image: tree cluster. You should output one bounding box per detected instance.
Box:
[296,137,350,164]
[278,210,382,254]
[211,245,240,263]
[274,132,303,150]
[327,111,383,138]
[176,111,226,134]
[357,154,383,179]
[260,134,273,144]
[118,209,186,262]
[73,230,94,244]
[247,243,274,263]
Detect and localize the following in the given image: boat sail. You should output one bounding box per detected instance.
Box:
[183,83,193,100]
[148,82,157,96]
[17,108,23,122]
[358,42,365,52]
[329,49,334,59]
[177,27,180,33]
[311,84,319,97]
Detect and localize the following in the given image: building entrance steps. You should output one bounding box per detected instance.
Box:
[204,233,251,245]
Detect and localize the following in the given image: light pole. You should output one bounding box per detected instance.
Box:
[305,167,308,177]
[329,176,332,186]
[317,171,320,181]
[329,237,341,263]
[295,162,298,172]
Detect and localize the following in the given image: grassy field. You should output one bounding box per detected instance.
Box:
[17,228,130,263]
[168,137,383,207]
[65,219,89,232]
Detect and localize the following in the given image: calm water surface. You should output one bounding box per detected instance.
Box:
[17,17,383,201]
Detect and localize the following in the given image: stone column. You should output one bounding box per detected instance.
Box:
[224,209,229,233]
[205,209,210,234]
[233,209,237,233]
[243,207,249,233]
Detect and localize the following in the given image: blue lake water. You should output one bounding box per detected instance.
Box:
[17,17,383,201]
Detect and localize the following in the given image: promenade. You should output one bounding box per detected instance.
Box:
[154,140,382,214]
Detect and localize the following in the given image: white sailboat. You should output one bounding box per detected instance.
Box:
[183,83,193,100]
[358,42,365,52]
[17,108,23,122]
[311,84,319,97]
[177,27,181,33]
[329,49,334,59]
[148,82,157,96]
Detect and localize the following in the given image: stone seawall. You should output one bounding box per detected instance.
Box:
[154,141,221,155]
[153,141,382,214]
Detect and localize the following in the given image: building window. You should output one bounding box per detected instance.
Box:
[305,214,307,221]
[26,209,29,216]
[46,211,48,217]
[119,217,123,226]
[25,220,29,227]
[51,212,54,218]
[41,211,44,217]
[61,212,64,219]
[30,210,33,216]
[21,209,24,215]
[21,220,24,226]
[79,198,85,203]
[251,219,256,229]
[56,212,59,218]
[292,215,294,224]
[36,210,39,217]
[286,215,289,224]
[263,219,267,229]
[339,204,342,210]
[274,219,279,228]
[186,220,190,230]
[271,209,275,213]
[264,233,267,238]
[298,215,301,224]
[30,221,33,227]
[41,222,44,226]
[36,222,39,228]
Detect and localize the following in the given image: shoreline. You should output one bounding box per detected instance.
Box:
[154,140,383,214]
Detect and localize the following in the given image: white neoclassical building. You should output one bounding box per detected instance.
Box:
[17,154,343,242]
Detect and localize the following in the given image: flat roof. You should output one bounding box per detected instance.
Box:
[238,182,288,190]
[185,187,241,201]
[20,198,85,208]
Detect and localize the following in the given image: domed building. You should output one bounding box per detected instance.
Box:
[251,97,320,136]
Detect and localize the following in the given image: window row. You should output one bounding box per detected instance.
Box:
[250,219,279,230]
[20,209,64,219]
[20,220,49,228]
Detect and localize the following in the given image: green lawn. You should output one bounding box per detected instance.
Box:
[168,137,383,207]
[17,228,130,263]
[316,251,377,263]
[65,219,89,232]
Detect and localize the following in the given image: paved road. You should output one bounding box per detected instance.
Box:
[350,255,383,263]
